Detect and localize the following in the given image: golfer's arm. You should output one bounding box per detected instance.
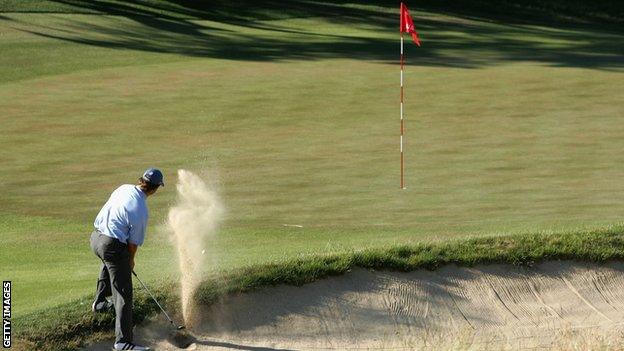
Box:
[128,243,138,264]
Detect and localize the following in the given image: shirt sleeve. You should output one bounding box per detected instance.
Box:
[127,211,147,246]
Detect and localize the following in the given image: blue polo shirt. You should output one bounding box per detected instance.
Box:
[94,184,149,246]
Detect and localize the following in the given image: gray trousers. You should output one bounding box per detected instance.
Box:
[90,230,134,344]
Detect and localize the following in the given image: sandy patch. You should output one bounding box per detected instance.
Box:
[83,261,624,350]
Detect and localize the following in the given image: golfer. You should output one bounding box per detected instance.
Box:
[90,168,164,351]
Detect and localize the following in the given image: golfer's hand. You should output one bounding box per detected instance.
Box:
[127,243,138,271]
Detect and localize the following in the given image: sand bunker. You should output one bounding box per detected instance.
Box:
[84,261,624,350]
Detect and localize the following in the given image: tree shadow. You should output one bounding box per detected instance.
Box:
[15,0,624,28]
[5,0,624,70]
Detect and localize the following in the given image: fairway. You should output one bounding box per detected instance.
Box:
[1,0,623,338]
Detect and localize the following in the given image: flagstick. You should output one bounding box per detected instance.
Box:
[400,32,405,189]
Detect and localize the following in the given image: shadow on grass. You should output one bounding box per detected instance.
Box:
[195,339,297,351]
[5,0,624,70]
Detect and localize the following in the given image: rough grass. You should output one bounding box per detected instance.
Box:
[13,226,624,351]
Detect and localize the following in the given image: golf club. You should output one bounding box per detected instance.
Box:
[132,270,185,330]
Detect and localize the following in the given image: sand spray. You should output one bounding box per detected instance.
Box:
[167,169,223,325]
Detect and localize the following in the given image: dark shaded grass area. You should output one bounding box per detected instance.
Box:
[15,227,624,350]
[1,0,623,70]
[2,0,623,26]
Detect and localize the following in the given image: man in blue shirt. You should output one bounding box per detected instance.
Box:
[90,168,164,351]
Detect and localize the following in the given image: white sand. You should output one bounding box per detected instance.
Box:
[84,261,624,350]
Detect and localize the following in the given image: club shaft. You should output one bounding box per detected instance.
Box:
[132,270,176,325]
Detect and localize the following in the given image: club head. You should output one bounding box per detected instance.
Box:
[168,326,194,349]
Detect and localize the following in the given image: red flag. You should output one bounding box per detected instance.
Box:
[400,2,421,46]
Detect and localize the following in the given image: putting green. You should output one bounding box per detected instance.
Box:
[1,2,623,319]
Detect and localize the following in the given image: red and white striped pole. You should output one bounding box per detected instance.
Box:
[400,32,405,189]
[399,2,420,189]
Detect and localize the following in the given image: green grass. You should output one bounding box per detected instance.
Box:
[2,0,622,27]
[0,0,623,341]
[14,226,624,350]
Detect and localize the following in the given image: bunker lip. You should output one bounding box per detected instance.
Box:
[83,260,624,350]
